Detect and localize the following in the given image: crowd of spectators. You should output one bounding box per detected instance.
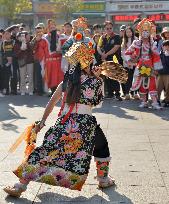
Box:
[0,18,169,108]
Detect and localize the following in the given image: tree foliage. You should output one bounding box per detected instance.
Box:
[50,0,83,21]
[0,0,32,18]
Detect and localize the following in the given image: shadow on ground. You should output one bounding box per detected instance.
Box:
[0,96,61,123]
[5,186,134,204]
[93,99,169,121]
[0,95,50,109]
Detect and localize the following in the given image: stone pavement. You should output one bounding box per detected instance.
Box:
[0,95,169,204]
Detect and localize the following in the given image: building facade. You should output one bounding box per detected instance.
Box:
[73,0,106,24]
[106,0,169,32]
[0,0,107,29]
[26,0,106,30]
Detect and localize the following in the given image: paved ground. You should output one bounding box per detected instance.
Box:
[0,95,169,204]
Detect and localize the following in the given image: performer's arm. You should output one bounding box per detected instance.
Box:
[61,38,74,55]
[125,40,139,66]
[36,82,63,132]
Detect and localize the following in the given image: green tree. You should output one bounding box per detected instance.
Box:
[50,0,82,21]
[0,0,32,19]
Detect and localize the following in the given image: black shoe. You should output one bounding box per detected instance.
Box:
[116,96,123,101]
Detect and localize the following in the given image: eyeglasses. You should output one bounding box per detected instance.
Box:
[106,27,113,30]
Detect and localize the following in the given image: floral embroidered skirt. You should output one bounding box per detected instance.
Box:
[13,113,97,191]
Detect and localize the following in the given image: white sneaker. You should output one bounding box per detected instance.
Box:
[29,92,33,96]
[152,102,162,110]
[139,102,148,108]
[21,92,25,96]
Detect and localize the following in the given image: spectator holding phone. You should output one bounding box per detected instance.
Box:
[14,31,34,95]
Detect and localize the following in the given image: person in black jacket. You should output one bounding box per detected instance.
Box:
[97,21,122,100]
[1,28,14,95]
[157,40,169,107]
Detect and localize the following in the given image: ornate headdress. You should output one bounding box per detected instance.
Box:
[65,42,94,70]
[136,18,156,37]
[71,17,88,32]
[65,17,95,70]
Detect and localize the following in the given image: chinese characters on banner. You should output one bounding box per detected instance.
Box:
[118,3,163,11]
[114,14,169,22]
[80,3,105,12]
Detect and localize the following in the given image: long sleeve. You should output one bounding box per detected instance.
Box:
[13,43,22,58]
[125,40,141,63]
[125,40,137,56]
[61,37,74,55]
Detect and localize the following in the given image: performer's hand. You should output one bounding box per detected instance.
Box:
[34,121,45,134]
[34,124,40,134]
[92,65,102,78]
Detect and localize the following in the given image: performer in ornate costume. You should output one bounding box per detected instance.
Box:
[3,17,114,198]
[125,18,163,109]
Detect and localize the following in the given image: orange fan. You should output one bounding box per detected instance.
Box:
[9,122,38,160]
